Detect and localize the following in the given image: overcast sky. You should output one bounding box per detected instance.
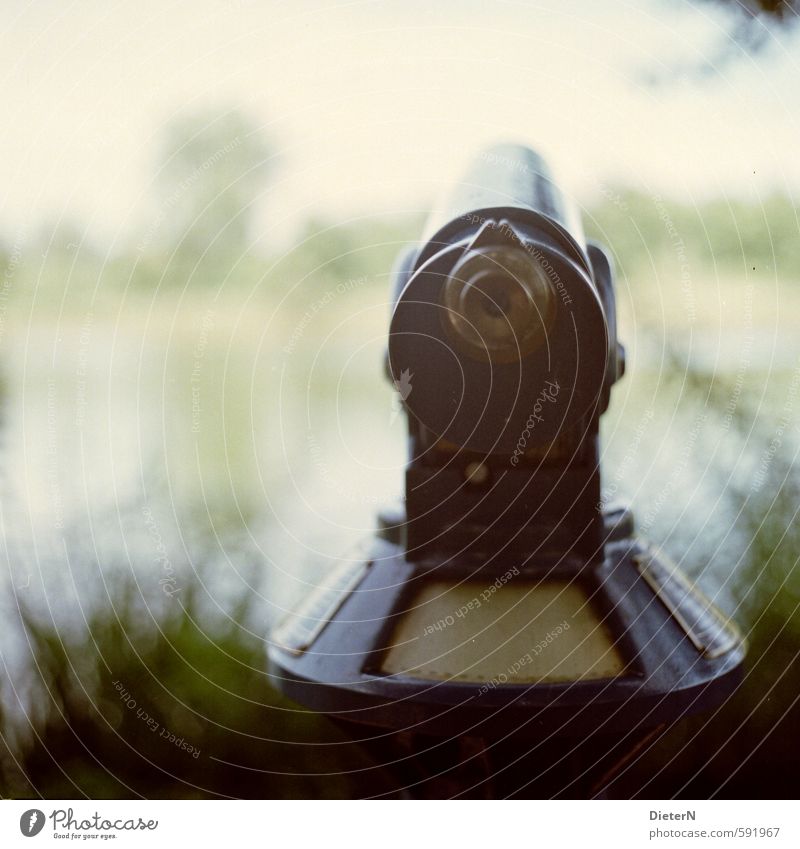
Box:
[2,0,798,248]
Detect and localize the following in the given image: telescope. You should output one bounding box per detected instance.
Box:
[269,144,745,796]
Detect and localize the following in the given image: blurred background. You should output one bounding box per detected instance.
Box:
[0,0,798,798]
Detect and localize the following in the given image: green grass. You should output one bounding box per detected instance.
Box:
[1,556,399,799]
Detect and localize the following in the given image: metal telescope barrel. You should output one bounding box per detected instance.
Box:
[388,143,614,457]
[417,143,588,267]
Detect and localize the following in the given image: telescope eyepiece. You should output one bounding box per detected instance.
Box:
[442,243,557,364]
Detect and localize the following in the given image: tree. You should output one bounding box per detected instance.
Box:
[152,108,274,265]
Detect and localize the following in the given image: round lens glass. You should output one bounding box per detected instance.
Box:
[443,247,556,362]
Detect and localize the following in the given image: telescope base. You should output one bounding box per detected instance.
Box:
[268,508,745,792]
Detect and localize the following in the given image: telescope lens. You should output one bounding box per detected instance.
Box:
[443,247,556,362]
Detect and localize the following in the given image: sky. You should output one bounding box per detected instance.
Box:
[1,0,798,249]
